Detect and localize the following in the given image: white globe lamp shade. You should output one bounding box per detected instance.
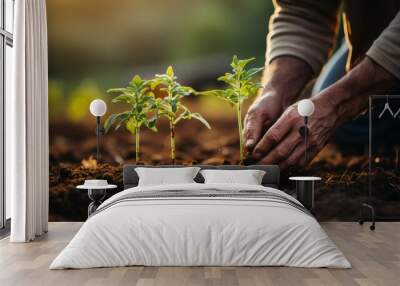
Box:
[297,99,315,117]
[90,99,107,117]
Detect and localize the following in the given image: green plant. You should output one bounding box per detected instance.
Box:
[152,66,210,163]
[198,55,263,164]
[104,75,157,162]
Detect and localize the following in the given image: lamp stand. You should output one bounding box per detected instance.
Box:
[299,116,309,165]
[95,116,105,162]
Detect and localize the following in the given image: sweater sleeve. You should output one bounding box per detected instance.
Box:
[366,12,400,80]
[267,0,341,75]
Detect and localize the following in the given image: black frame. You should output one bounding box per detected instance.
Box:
[359,95,400,231]
[0,0,14,230]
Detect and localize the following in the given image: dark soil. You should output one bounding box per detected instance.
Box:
[49,119,400,221]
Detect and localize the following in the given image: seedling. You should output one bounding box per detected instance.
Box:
[152,66,210,163]
[198,56,263,164]
[104,75,157,162]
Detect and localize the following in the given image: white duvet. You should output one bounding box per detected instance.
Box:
[50,183,350,269]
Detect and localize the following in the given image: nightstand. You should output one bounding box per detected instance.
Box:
[76,184,117,217]
[289,176,321,210]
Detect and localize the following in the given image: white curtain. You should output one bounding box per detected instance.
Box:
[8,0,49,242]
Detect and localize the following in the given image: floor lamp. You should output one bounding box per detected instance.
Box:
[291,99,318,211]
[297,99,315,164]
[89,99,107,162]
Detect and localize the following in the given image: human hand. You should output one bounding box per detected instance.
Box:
[243,91,285,155]
[247,56,398,169]
[251,96,339,169]
[243,57,313,155]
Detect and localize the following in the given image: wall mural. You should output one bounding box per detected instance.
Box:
[48,0,400,222]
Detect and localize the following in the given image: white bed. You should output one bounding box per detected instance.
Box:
[50,183,350,269]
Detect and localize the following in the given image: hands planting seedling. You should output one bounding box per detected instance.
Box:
[198,56,263,164]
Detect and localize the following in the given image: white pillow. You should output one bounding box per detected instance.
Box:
[135,167,201,186]
[200,169,266,185]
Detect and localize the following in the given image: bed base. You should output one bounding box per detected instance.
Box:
[123,164,281,190]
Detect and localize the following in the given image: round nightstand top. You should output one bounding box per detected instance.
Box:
[77,184,118,190]
[289,176,322,181]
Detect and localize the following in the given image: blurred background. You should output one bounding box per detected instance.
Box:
[48,0,272,125]
[48,0,274,165]
[47,0,400,221]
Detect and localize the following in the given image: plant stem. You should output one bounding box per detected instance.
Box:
[237,103,244,164]
[170,120,176,164]
[135,127,140,163]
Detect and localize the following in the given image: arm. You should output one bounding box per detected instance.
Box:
[366,11,400,80]
[254,57,397,169]
[244,0,341,152]
[251,11,400,169]
[267,0,341,75]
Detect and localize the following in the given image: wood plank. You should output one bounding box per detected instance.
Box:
[0,222,399,286]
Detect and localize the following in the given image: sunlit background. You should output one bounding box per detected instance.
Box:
[48,0,273,126]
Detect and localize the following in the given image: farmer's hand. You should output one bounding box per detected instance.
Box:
[251,96,337,169]
[250,57,397,169]
[243,92,285,152]
[244,57,313,153]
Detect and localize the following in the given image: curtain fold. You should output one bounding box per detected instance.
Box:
[9,0,49,242]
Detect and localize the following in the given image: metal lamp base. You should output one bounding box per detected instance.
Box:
[87,189,106,216]
[296,181,315,210]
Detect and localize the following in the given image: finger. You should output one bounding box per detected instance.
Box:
[279,143,306,170]
[243,108,267,152]
[279,142,320,170]
[305,147,320,165]
[257,129,303,165]
[252,108,295,159]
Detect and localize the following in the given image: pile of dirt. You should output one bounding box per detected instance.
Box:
[49,120,400,221]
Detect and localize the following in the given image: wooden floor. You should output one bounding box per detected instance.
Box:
[0,222,399,286]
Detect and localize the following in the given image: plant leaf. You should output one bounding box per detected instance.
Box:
[171,98,178,113]
[197,89,226,98]
[236,57,255,72]
[174,109,191,124]
[131,74,142,86]
[107,88,127,94]
[115,112,131,130]
[149,79,160,90]
[104,114,118,133]
[166,66,174,77]
[144,117,158,132]
[179,86,194,96]
[246,67,264,78]
[112,94,134,103]
[104,111,130,132]
[231,55,239,69]
[126,118,138,134]
[191,112,211,129]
